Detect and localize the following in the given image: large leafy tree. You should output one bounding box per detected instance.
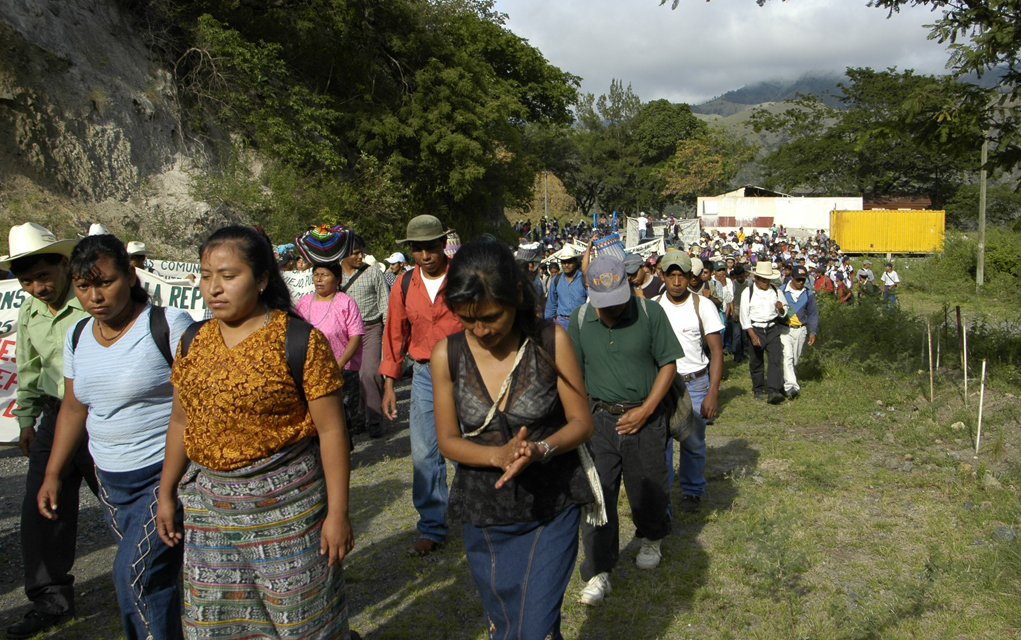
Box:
[747,67,985,206]
[658,126,756,203]
[148,0,579,244]
[559,82,705,216]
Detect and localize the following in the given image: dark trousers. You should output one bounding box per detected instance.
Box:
[21,398,98,615]
[749,325,784,396]
[580,406,671,581]
[727,318,745,361]
[96,462,184,640]
[358,321,384,435]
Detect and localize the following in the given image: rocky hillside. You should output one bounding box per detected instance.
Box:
[0,0,218,257]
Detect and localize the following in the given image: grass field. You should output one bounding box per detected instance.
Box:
[7,290,1020,640]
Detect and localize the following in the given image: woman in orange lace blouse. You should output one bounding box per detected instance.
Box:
[155,226,358,640]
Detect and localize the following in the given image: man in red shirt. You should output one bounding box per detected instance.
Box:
[380,215,463,556]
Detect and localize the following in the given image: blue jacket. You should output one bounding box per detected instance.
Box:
[783,285,819,335]
[544,271,587,320]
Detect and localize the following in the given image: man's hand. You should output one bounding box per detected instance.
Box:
[616,405,652,435]
[19,426,34,457]
[381,377,398,420]
[774,301,785,313]
[700,392,719,420]
[808,333,816,347]
[748,330,762,348]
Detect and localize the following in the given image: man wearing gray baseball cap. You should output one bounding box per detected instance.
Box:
[568,256,683,605]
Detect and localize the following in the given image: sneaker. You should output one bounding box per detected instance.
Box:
[6,611,72,639]
[635,538,663,570]
[679,494,701,513]
[767,392,785,405]
[579,572,612,606]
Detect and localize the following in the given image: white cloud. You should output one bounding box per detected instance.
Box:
[494,0,952,104]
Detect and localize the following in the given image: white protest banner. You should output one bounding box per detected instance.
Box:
[143,259,202,282]
[0,266,320,444]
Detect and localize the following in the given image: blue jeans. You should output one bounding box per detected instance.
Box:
[726,319,745,360]
[411,362,449,542]
[462,506,580,640]
[883,286,897,306]
[96,461,184,640]
[667,373,710,498]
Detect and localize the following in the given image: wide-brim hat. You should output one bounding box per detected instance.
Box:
[0,223,77,270]
[559,245,582,261]
[752,261,780,280]
[296,224,354,266]
[126,241,151,256]
[397,215,447,244]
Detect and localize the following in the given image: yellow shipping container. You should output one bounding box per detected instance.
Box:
[830,210,945,253]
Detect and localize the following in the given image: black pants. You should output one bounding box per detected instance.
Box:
[21,398,98,616]
[580,405,671,581]
[749,325,784,396]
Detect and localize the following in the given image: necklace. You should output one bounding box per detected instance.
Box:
[97,302,135,341]
[308,294,336,327]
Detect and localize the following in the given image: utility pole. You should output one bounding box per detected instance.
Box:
[544,170,549,219]
[977,136,987,289]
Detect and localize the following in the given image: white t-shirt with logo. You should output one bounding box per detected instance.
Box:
[656,293,725,375]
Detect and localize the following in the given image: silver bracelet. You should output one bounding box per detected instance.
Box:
[537,440,558,461]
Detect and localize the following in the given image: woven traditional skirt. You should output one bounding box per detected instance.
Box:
[179,439,349,640]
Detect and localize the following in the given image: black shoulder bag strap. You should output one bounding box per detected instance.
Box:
[179,316,311,403]
[400,269,413,305]
[341,265,369,294]
[70,318,90,352]
[148,305,174,366]
[179,319,209,358]
[285,316,313,405]
[71,307,174,368]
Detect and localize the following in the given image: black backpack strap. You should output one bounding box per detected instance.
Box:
[340,264,369,294]
[180,319,209,358]
[400,269,413,305]
[285,316,313,405]
[148,305,174,367]
[71,318,90,353]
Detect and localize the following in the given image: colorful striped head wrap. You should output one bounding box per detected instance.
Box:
[295,224,354,266]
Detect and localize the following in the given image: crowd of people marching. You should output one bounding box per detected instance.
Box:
[2,214,899,640]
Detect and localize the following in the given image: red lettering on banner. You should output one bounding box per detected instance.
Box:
[0,339,15,363]
[3,399,17,418]
[2,370,16,390]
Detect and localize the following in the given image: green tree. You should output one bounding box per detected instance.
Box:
[150,0,579,246]
[748,67,985,206]
[658,126,757,203]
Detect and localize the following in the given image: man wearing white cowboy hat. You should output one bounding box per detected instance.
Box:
[1,223,98,639]
[544,244,587,330]
[125,241,154,272]
[739,261,789,404]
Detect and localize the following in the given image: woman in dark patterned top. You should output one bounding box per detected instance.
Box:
[431,237,601,640]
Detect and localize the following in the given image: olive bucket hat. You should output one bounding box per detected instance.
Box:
[397,215,447,244]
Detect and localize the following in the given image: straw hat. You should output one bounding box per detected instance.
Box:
[88,223,110,236]
[0,223,77,270]
[559,245,582,260]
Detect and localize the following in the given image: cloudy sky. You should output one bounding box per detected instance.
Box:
[492,0,954,105]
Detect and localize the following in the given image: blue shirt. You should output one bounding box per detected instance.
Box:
[544,271,587,320]
[63,305,194,472]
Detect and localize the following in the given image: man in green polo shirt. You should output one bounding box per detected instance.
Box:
[568,255,683,607]
[2,223,96,639]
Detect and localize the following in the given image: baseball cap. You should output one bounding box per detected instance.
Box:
[587,256,631,308]
[385,252,406,264]
[623,253,644,275]
[713,260,726,271]
[660,249,692,274]
[791,265,808,280]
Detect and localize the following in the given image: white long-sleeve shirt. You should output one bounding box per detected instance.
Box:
[740,282,789,330]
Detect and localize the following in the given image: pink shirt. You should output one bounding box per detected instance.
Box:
[295,292,365,371]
